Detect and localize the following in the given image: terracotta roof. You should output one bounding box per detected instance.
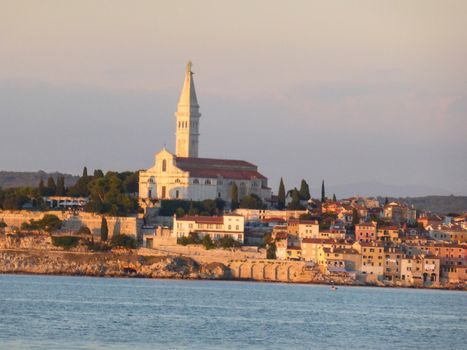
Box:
[175,157,267,180]
[302,238,334,244]
[275,232,289,240]
[177,215,224,224]
[288,219,318,225]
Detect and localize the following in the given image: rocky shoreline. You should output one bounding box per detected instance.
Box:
[0,234,465,290]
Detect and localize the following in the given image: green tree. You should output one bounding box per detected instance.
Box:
[230,182,239,210]
[352,207,360,226]
[93,169,104,178]
[82,166,88,177]
[56,176,66,196]
[110,234,136,249]
[41,214,62,232]
[38,178,45,196]
[299,179,311,200]
[332,193,337,202]
[299,213,313,220]
[46,176,56,196]
[201,235,215,250]
[321,180,326,203]
[240,194,264,209]
[100,217,108,241]
[218,236,240,249]
[278,177,286,209]
[188,201,198,215]
[267,243,276,259]
[287,188,304,210]
[175,207,186,218]
[77,225,91,235]
[22,214,62,233]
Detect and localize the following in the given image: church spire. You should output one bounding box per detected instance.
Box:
[177,60,199,108]
[175,61,201,158]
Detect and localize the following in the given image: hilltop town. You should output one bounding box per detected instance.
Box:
[0,62,465,289]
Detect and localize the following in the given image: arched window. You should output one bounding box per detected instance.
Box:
[175,178,180,183]
[205,179,211,185]
[162,159,167,172]
[193,179,199,184]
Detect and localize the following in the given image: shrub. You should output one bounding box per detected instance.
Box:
[110,234,137,249]
[21,214,62,233]
[177,232,201,246]
[201,235,215,250]
[77,226,91,235]
[267,243,277,259]
[218,236,240,249]
[52,236,80,250]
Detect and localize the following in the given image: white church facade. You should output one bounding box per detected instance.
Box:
[139,62,271,205]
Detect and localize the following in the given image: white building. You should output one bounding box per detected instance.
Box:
[173,214,245,243]
[139,62,271,206]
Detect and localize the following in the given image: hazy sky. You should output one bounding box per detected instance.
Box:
[1,0,466,196]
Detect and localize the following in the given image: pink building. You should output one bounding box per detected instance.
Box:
[355,222,377,242]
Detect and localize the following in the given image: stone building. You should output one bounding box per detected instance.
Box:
[139,62,271,207]
[172,214,245,243]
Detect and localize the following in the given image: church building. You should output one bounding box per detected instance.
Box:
[139,62,271,206]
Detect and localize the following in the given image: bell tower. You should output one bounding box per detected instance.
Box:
[175,61,201,158]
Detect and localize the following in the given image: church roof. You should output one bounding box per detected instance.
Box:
[175,156,267,180]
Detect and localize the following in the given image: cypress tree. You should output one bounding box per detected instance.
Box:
[82,166,88,178]
[278,177,286,209]
[321,180,326,203]
[100,217,108,241]
[56,176,66,196]
[230,183,239,210]
[38,178,45,196]
[332,193,337,202]
[46,177,57,196]
[299,179,311,200]
[352,207,360,226]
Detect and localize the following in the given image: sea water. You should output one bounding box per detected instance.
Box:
[0,274,465,349]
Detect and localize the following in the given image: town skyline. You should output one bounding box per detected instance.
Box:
[1,1,466,195]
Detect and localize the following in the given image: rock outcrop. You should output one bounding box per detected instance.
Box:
[0,250,229,280]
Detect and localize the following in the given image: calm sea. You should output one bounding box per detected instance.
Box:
[0,274,465,350]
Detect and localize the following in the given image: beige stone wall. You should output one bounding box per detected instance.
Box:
[0,210,141,239]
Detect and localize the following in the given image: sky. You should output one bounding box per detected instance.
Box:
[1,0,466,196]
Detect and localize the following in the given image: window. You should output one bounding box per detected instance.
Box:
[161,186,166,198]
[193,179,199,184]
[205,179,211,185]
[175,190,179,199]
[175,178,180,183]
[162,159,167,172]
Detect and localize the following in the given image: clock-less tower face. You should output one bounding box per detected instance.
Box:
[175,61,201,158]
